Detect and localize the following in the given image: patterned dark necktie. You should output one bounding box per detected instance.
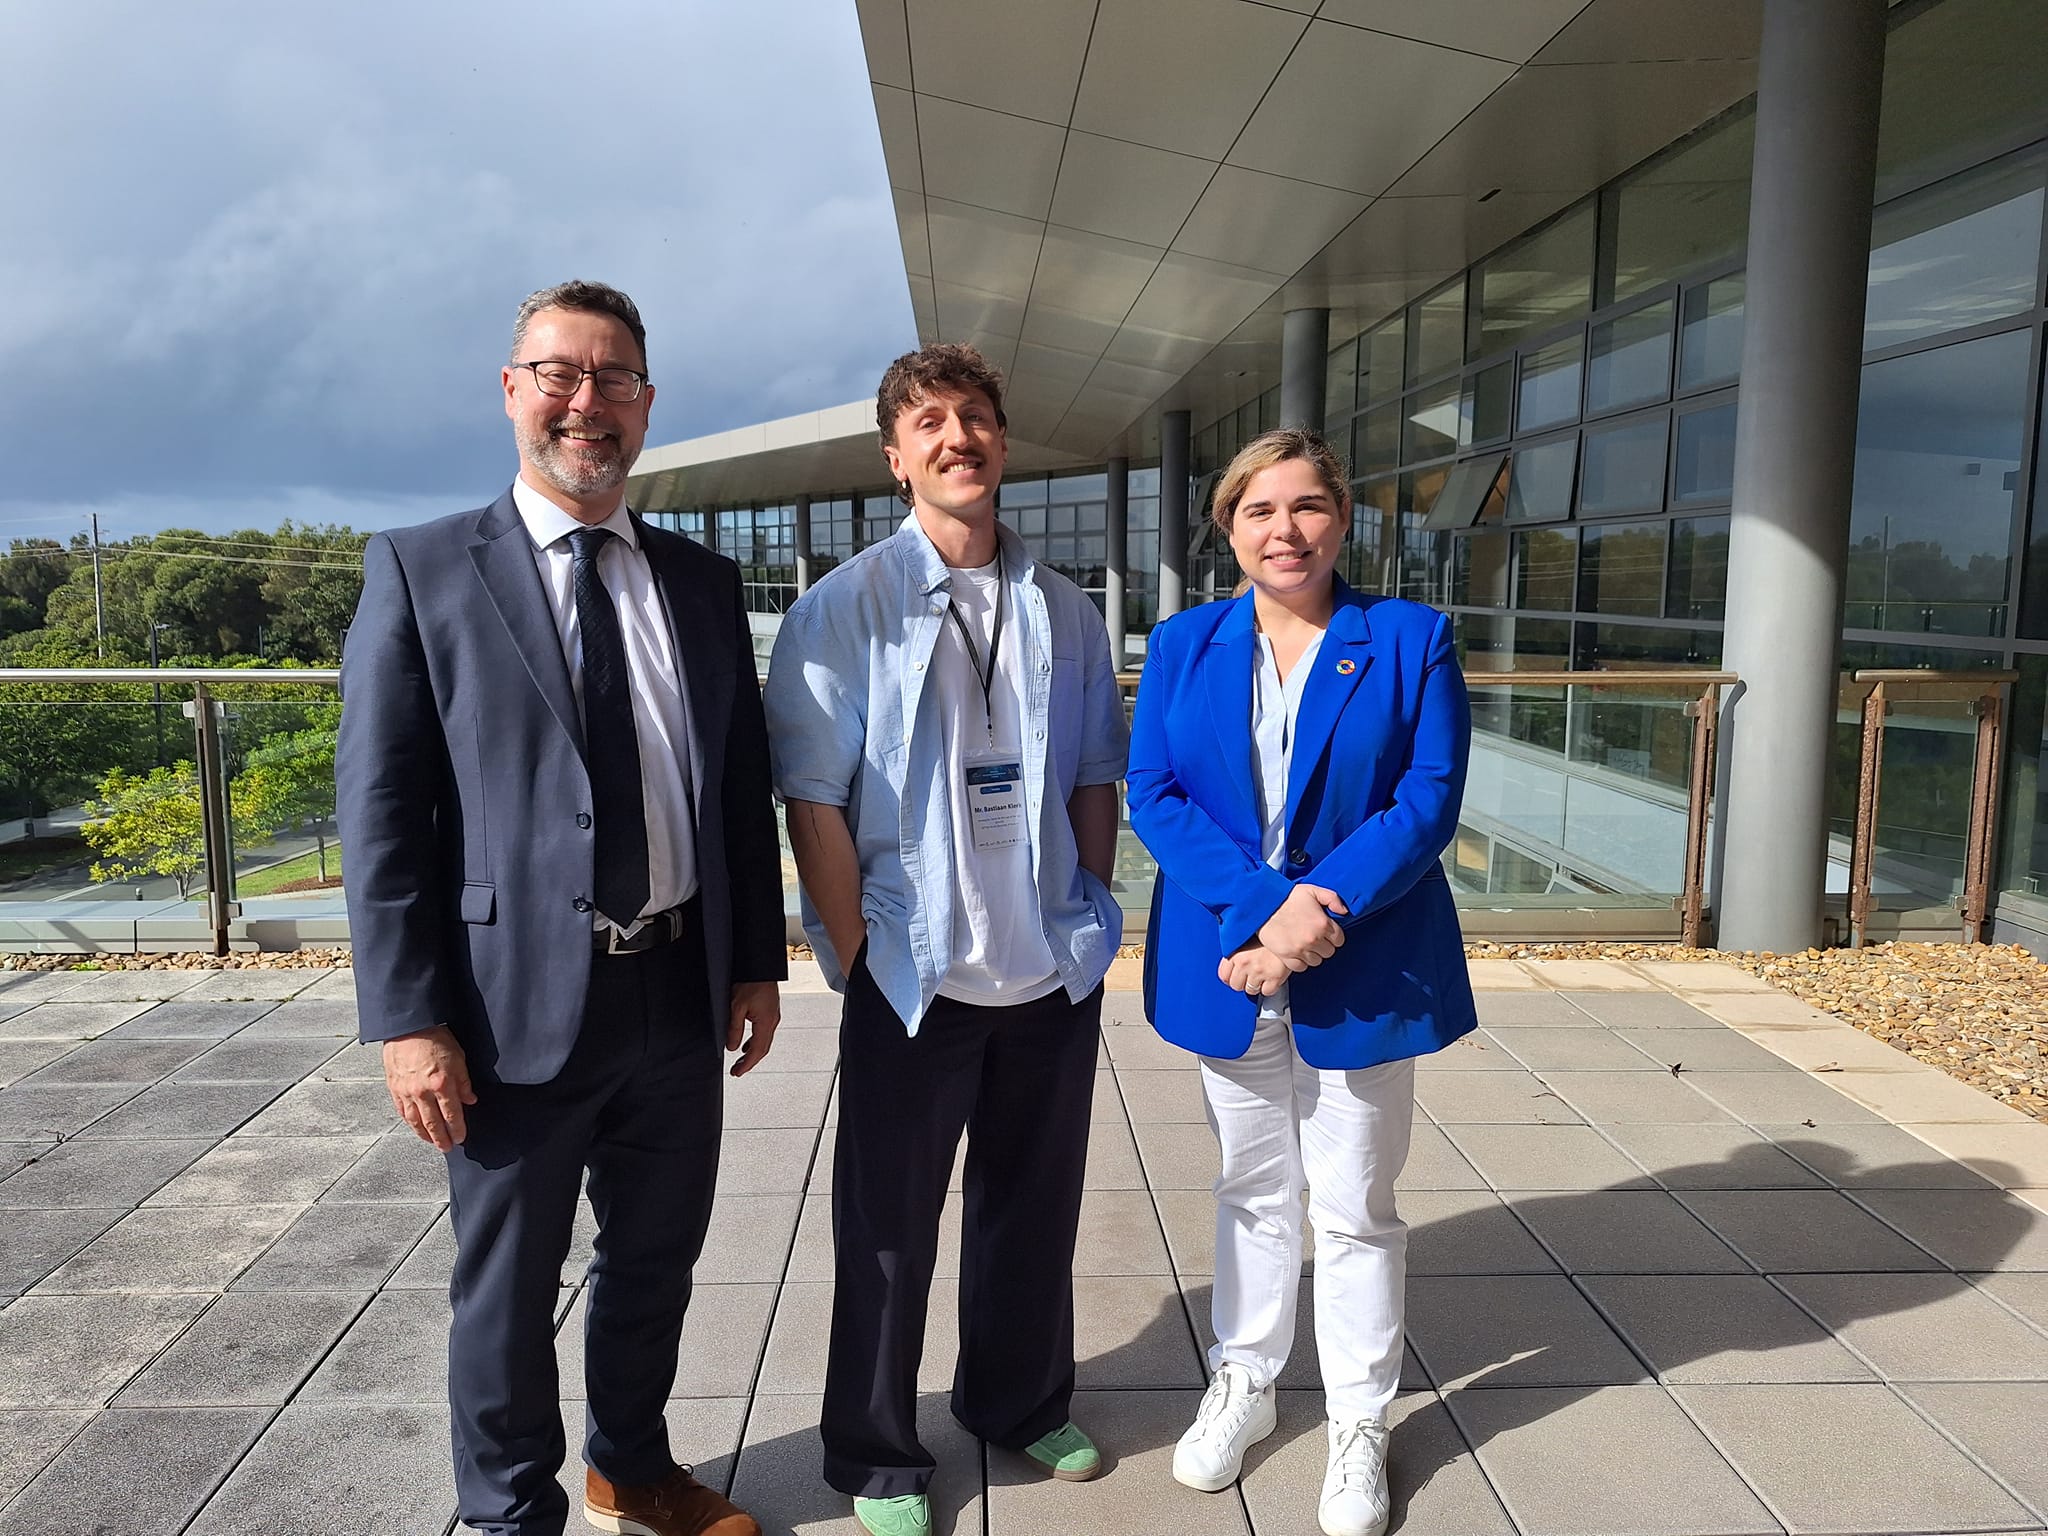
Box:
[568,527,650,925]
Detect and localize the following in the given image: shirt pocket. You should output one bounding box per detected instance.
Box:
[1048,650,1085,788]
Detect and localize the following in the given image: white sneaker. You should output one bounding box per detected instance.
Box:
[1318,1416,1390,1536]
[1171,1362,1277,1492]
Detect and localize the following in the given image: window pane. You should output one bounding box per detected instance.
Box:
[1580,417,1669,518]
[1477,202,1596,354]
[1506,438,1577,524]
[1131,467,1161,496]
[1360,403,1401,474]
[1453,530,1511,607]
[1586,299,1675,416]
[1409,281,1466,380]
[1363,315,1406,403]
[1325,337,1359,424]
[1875,0,2048,203]
[1845,327,2029,637]
[1518,335,1582,433]
[1460,360,1513,447]
[1998,657,2048,897]
[1610,104,1755,302]
[1673,401,1738,506]
[1052,472,1108,501]
[1001,477,1048,507]
[1421,453,1507,533]
[1679,274,1745,392]
[1515,526,1579,611]
[1668,515,1730,621]
[1578,521,1667,615]
[1573,622,1722,670]
[1403,379,1459,464]
[1864,158,2045,351]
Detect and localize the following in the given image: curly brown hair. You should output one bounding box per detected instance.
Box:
[875,343,1009,501]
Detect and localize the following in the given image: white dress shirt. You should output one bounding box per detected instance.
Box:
[512,477,698,927]
[1251,626,1325,1022]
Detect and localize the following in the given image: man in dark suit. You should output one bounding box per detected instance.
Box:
[337,280,784,1536]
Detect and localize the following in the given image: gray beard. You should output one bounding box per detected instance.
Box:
[519,422,629,498]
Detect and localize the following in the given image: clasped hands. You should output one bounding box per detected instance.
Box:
[1217,883,1348,999]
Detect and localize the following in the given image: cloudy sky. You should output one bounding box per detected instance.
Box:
[0,2,914,540]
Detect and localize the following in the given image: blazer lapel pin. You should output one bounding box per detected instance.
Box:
[1335,657,1356,675]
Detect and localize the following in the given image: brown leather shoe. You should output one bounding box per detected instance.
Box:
[585,1465,762,1536]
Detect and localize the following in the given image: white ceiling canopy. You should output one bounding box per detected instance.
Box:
[861,0,1763,459]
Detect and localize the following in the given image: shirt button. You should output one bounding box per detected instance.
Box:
[572,897,593,913]
[1035,729,1045,741]
[1290,849,1308,866]
[575,812,592,829]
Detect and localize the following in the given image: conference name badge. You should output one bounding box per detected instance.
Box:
[964,751,1027,853]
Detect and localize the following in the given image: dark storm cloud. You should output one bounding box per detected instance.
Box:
[0,0,914,535]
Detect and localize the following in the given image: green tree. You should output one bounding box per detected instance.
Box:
[82,762,273,898]
[237,726,339,879]
[0,630,152,818]
[0,538,79,640]
[258,523,367,662]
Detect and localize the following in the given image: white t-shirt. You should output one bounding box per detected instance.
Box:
[933,558,1061,1005]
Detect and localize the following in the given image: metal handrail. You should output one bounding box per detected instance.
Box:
[1842,668,2018,948]
[0,668,340,685]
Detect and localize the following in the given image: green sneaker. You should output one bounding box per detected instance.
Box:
[1024,1420,1103,1482]
[853,1492,932,1536]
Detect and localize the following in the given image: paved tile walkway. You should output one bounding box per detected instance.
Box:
[2,956,2046,1535]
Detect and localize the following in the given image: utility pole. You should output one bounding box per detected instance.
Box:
[88,512,106,659]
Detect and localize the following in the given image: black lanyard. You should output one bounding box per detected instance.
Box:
[946,549,1004,743]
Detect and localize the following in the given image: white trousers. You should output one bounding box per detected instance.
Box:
[1199,1016,1416,1422]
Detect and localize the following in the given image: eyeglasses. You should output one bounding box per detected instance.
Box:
[513,361,649,403]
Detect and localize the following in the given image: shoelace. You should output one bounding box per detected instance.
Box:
[1328,1419,1387,1495]
[1193,1366,1259,1439]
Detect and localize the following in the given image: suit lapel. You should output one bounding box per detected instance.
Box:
[637,520,712,811]
[1202,594,1262,843]
[467,491,585,758]
[1282,591,1373,837]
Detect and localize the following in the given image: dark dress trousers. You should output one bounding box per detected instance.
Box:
[337,489,785,1536]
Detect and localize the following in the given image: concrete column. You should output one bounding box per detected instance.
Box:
[1158,410,1191,619]
[1105,457,1129,671]
[1715,0,1885,954]
[793,494,814,596]
[1281,307,1330,432]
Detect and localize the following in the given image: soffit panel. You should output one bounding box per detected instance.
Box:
[1031,225,1166,320]
[873,84,922,193]
[906,274,938,343]
[1299,188,1583,285]
[1229,21,1515,195]
[924,198,1044,297]
[905,0,1096,124]
[1099,322,1215,376]
[1084,358,1184,404]
[1020,303,1125,357]
[916,97,1065,221]
[1532,0,1761,64]
[1313,0,1591,64]
[1386,57,1757,198]
[1010,340,1102,394]
[857,0,913,89]
[1070,0,1309,160]
[1048,133,1219,248]
[1123,250,1280,342]
[934,280,1028,345]
[1173,165,1370,276]
[893,186,931,278]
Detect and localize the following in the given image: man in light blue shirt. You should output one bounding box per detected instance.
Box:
[765,342,1126,1536]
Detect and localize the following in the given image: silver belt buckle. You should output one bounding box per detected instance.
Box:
[604,922,636,955]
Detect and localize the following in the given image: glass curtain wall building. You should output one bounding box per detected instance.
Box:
[631,0,2048,950]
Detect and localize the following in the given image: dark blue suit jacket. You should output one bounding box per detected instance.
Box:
[336,489,786,1085]
[1127,583,1477,1069]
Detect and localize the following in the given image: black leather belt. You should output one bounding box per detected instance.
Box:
[593,897,699,955]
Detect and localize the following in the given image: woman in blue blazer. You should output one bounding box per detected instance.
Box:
[1127,428,1475,1536]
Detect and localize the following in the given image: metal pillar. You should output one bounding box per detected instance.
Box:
[793,494,814,596]
[1159,410,1191,619]
[1281,307,1330,432]
[187,685,238,956]
[1713,0,1885,954]
[1105,457,1129,671]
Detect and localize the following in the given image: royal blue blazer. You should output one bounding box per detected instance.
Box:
[1127,583,1478,1070]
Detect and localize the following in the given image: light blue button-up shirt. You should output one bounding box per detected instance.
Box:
[764,513,1128,1032]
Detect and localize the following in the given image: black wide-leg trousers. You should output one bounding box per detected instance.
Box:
[443,922,722,1536]
[821,953,1102,1498]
